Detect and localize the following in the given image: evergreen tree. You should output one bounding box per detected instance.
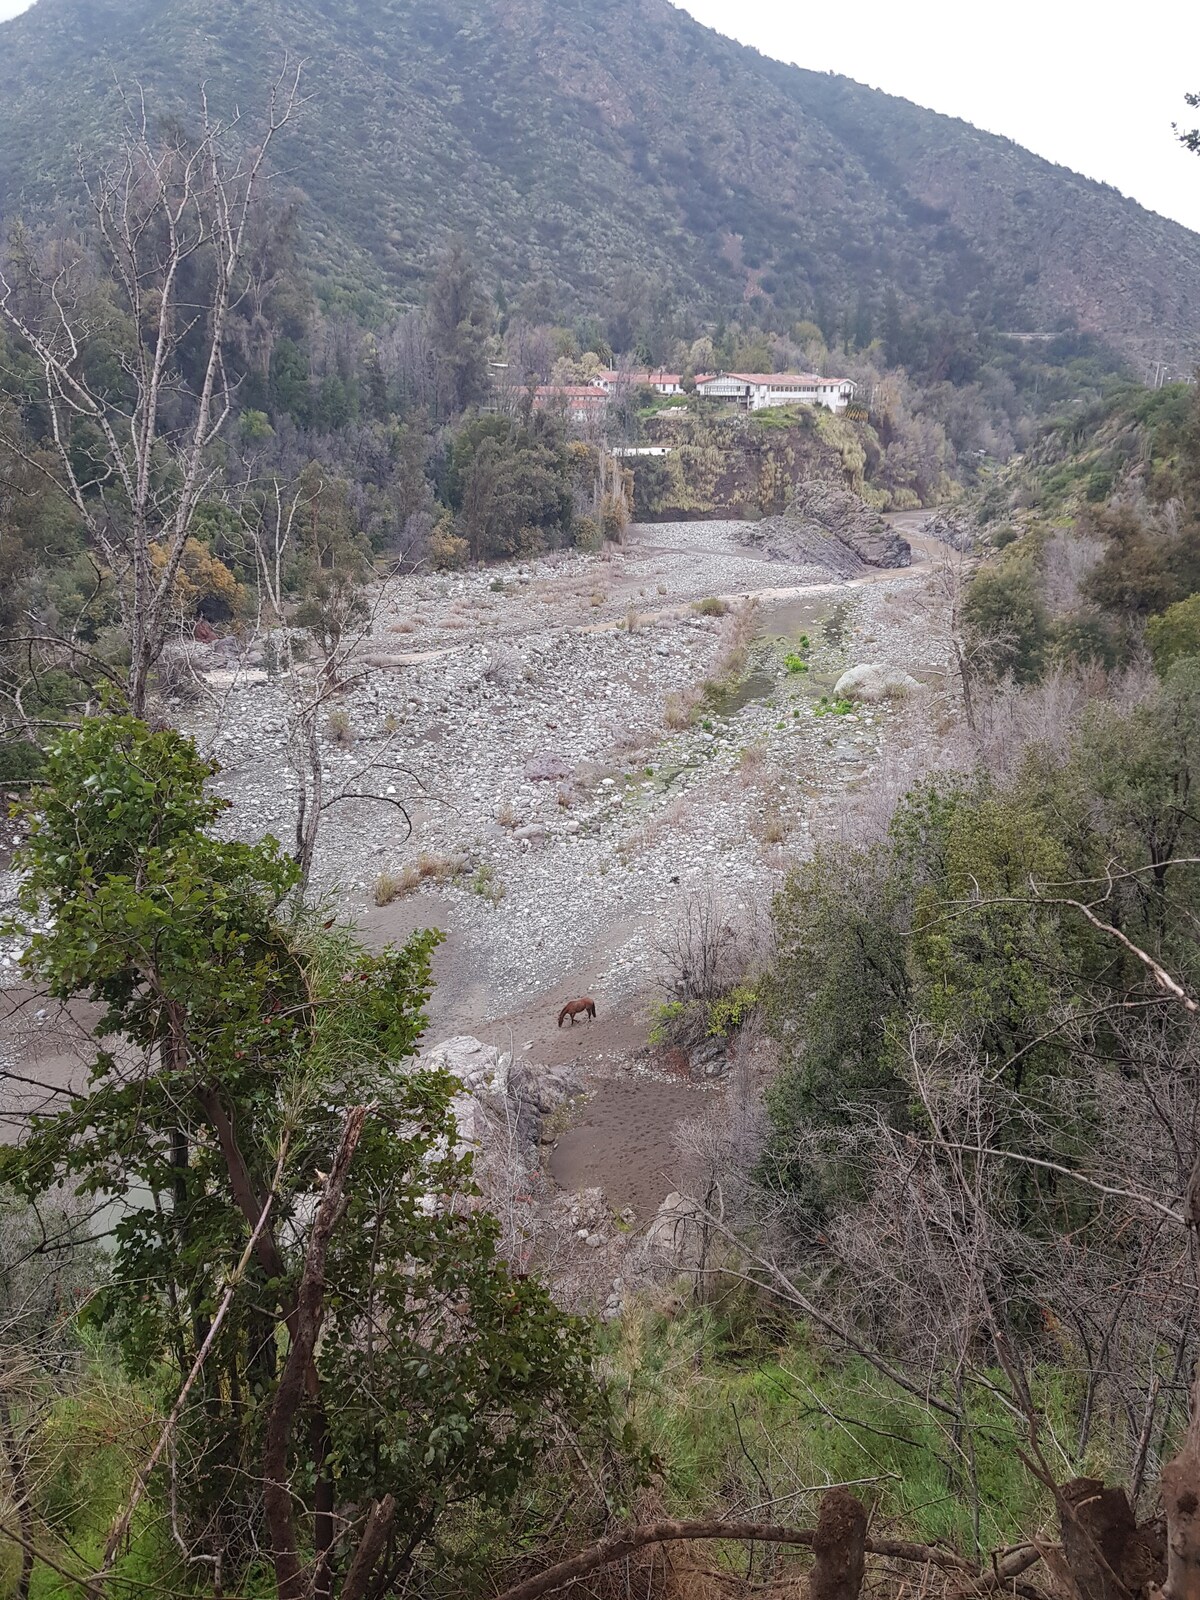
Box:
[426,238,492,418]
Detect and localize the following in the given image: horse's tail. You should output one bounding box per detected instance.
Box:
[587,1000,596,1019]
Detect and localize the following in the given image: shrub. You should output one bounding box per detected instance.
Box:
[470,861,506,904]
[600,491,630,542]
[1147,592,1200,674]
[648,1000,686,1047]
[664,689,700,729]
[758,808,787,845]
[962,564,1050,682]
[706,983,761,1037]
[430,524,469,570]
[693,597,729,617]
[783,652,809,673]
[574,514,603,554]
[0,739,46,784]
[326,707,353,745]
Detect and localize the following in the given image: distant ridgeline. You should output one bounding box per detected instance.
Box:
[0,0,1198,363]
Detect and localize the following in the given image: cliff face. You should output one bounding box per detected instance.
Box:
[630,409,885,522]
[0,0,1197,362]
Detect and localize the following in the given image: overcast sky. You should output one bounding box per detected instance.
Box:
[1,0,1198,232]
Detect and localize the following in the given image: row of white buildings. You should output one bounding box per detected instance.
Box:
[534,368,857,422]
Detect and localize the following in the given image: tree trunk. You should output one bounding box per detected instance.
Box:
[1157,1371,1200,1600]
[808,1489,867,1600]
[262,1107,367,1600]
[1057,1479,1138,1600]
[0,1395,34,1600]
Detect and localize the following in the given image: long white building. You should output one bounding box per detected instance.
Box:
[693,372,855,413]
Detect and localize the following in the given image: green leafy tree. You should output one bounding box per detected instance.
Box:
[444,415,573,561]
[1083,503,1200,619]
[961,563,1050,682]
[290,462,372,679]
[426,239,492,418]
[1,717,601,1597]
[1147,592,1200,674]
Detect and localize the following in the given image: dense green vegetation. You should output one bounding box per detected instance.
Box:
[960,382,1200,682]
[1,717,608,1596]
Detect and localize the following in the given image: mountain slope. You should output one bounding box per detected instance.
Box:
[0,0,1196,364]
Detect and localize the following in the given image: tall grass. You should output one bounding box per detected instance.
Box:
[599,1295,1072,1556]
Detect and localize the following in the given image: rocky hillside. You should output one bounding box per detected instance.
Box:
[0,0,1197,362]
[631,405,886,521]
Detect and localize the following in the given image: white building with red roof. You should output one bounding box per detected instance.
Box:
[592,369,685,396]
[693,372,855,413]
[532,384,610,422]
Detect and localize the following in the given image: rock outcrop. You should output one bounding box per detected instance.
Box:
[739,483,912,573]
[922,508,976,552]
[643,1191,710,1271]
[421,1035,581,1170]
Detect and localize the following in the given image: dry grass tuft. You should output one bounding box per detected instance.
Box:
[326,707,353,746]
[374,852,465,905]
[374,866,415,905]
[389,617,418,634]
[759,807,787,845]
[738,743,766,780]
[664,686,703,730]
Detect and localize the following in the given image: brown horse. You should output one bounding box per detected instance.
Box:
[558,997,596,1027]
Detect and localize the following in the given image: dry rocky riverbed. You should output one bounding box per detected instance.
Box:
[199,515,950,1217]
[0,514,956,1236]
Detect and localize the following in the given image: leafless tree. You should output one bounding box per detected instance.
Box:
[0,68,302,717]
[654,892,753,1007]
[231,473,429,892]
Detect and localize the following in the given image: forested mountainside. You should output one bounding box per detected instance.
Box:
[0,0,1197,364]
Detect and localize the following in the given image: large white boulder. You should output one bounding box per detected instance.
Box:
[833,664,922,703]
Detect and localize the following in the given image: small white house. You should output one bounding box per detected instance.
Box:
[593,369,685,396]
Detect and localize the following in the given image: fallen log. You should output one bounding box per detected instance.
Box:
[491,1489,994,1600]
